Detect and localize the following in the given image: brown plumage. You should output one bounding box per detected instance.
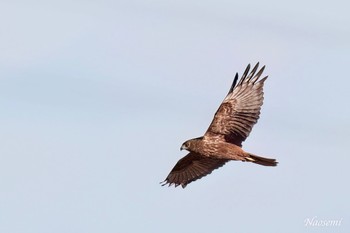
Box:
[161,63,277,188]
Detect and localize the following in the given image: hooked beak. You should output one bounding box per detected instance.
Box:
[180,144,186,151]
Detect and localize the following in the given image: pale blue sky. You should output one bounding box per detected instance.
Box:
[0,1,349,232]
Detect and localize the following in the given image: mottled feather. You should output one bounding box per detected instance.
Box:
[205,63,267,146]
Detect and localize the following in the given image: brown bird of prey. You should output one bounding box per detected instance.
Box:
[161,63,277,188]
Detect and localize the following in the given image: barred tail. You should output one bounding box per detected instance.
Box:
[247,153,278,166]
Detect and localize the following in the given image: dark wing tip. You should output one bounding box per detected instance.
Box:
[247,62,260,81]
[260,75,268,83]
[160,179,187,188]
[243,63,251,77]
[160,180,167,186]
[254,62,260,68]
[233,62,268,88]
[250,65,265,83]
[238,64,251,85]
[228,73,239,95]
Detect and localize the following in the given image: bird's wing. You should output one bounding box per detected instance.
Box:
[204,63,267,147]
[161,152,229,188]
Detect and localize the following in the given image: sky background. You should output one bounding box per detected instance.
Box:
[0,0,349,232]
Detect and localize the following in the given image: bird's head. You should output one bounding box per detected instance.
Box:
[180,137,203,151]
[180,140,190,151]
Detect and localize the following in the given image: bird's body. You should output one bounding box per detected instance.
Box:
[162,63,277,188]
[181,137,245,161]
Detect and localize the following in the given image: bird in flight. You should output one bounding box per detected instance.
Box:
[161,63,277,188]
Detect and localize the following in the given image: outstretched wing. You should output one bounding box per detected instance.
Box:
[204,63,267,146]
[161,152,229,188]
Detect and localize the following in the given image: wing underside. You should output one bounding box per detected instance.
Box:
[205,63,267,146]
[162,152,229,188]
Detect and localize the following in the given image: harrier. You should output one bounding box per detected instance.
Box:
[162,63,277,188]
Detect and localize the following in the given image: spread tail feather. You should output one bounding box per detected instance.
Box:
[247,153,278,166]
